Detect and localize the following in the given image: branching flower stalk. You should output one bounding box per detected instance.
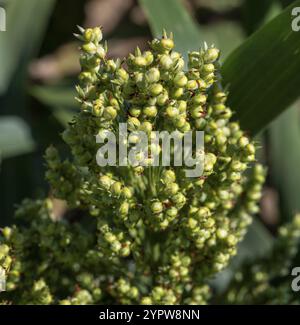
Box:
[0,26,296,305]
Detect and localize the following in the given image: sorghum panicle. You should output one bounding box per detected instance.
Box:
[1,27,296,305]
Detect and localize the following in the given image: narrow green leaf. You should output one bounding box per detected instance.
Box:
[0,0,56,94]
[222,1,300,135]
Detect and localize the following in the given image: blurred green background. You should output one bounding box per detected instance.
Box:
[1,0,300,274]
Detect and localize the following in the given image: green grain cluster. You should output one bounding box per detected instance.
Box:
[0,27,297,305]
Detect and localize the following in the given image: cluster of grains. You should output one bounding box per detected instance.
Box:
[0,27,269,305]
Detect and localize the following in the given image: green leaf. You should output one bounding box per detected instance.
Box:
[0,116,35,160]
[0,0,56,94]
[222,1,300,135]
[139,0,202,60]
[139,0,243,61]
[268,102,300,220]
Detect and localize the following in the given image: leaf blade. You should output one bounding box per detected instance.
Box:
[0,0,56,94]
[139,0,244,61]
[222,1,300,134]
[139,0,202,59]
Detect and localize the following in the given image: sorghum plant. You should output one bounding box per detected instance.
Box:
[0,27,298,305]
